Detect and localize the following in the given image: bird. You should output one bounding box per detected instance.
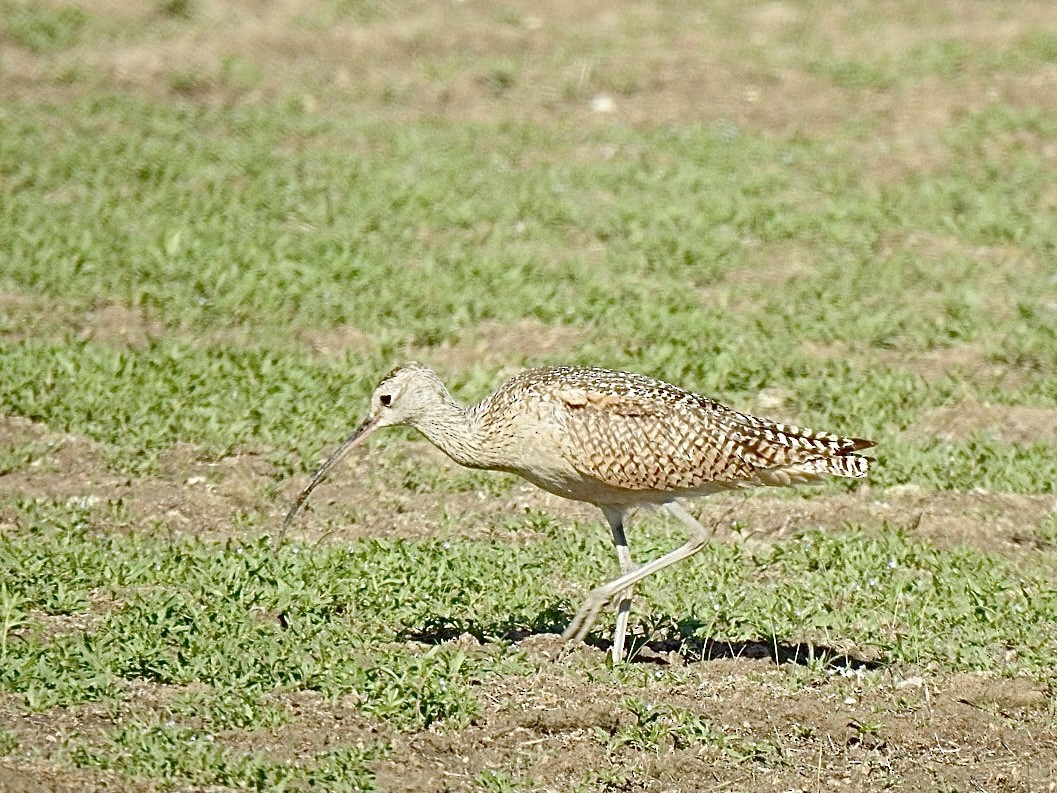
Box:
[280,362,875,663]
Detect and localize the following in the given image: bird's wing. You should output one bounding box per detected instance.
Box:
[556,385,872,492]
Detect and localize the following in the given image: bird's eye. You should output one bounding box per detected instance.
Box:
[379,393,393,407]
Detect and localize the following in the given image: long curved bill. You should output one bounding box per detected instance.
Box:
[276,415,379,545]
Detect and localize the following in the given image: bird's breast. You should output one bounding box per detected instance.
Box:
[472,403,653,505]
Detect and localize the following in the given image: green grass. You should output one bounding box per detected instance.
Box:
[600,697,774,759]
[71,722,386,792]
[1,501,488,721]
[0,1,87,52]
[0,727,17,757]
[2,96,1056,480]
[3,499,1053,786]
[3,501,1055,701]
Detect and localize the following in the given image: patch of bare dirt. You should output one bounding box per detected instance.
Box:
[0,416,110,490]
[299,318,593,369]
[0,416,280,539]
[79,303,167,348]
[0,289,282,352]
[0,292,166,348]
[4,413,1055,555]
[917,401,1057,447]
[365,657,1057,793]
[1,291,592,373]
[425,319,593,373]
[3,641,1055,793]
[803,339,1031,389]
[121,446,280,537]
[696,251,821,314]
[687,485,1057,556]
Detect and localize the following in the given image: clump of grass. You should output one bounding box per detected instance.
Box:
[600,698,782,763]
[0,1,86,51]
[0,727,18,757]
[154,0,194,19]
[71,720,387,791]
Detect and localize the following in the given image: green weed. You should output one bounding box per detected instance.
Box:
[0,728,17,757]
[602,698,782,762]
[475,769,530,792]
[70,720,386,791]
[0,1,86,52]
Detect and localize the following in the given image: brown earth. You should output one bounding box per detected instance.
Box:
[1,644,1055,792]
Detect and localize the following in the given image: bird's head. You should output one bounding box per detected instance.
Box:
[277,362,449,542]
[365,361,450,431]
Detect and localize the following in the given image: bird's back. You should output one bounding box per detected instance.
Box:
[475,366,873,505]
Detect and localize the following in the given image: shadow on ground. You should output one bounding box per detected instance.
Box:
[403,609,884,670]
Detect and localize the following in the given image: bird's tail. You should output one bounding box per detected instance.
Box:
[733,414,876,486]
[806,438,874,479]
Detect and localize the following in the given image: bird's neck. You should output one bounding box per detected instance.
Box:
[412,397,487,469]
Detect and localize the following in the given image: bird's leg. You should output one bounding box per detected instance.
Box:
[602,507,635,664]
[563,500,713,655]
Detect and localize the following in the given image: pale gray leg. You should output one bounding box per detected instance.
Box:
[602,506,635,664]
[563,501,712,657]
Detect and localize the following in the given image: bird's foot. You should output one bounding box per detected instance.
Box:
[563,584,634,664]
[562,585,614,644]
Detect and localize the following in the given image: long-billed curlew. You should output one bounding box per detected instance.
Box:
[281,363,874,663]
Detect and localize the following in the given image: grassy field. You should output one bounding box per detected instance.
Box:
[2,0,1057,790]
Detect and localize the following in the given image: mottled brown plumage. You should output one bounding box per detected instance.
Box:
[479,365,871,498]
[281,362,875,662]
